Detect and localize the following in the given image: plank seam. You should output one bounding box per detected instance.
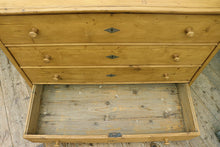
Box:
[0,82,14,147]
[190,87,220,122]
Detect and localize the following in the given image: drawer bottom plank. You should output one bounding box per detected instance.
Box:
[38,84,184,135]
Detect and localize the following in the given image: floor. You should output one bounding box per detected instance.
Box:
[0,49,219,147]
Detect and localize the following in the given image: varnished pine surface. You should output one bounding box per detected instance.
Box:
[9,45,214,66]
[23,66,198,84]
[37,84,185,135]
[0,0,220,14]
[0,50,219,146]
[1,14,220,44]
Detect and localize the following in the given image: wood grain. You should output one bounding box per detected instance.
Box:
[9,45,214,66]
[0,81,13,147]
[0,0,220,15]
[24,132,200,144]
[1,47,219,147]
[190,43,220,85]
[23,67,199,84]
[1,14,220,44]
[6,43,217,47]
[0,0,218,145]
[178,84,199,132]
[0,40,32,87]
[37,84,185,135]
[24,85,43,134]
[24,83,199,144]
[188,52,220,147]
[0,49,41,146]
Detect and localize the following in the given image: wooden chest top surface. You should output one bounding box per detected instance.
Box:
[0,0,220,15]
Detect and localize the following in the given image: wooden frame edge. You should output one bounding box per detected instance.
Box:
[185,84,200,134]
[31,81,190,85]
[190,43,220,85]
[5,43,217,47]
[0,40,32,87]
[23,83,200,144]
[23,132,200,143]
[178,84,200,134]
[24,85,43,135]
[24,85,37,135]
[21,65,201,68]
[1,7,220,15]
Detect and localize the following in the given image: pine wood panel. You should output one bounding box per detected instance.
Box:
[177,84,199,132]
[0,50,41,146]
[23,67,199,84]
[0,81,13,147]
[1,14,220,44]
[24,133,199,144]
[0,0,220,15]
[9,45,214,66]
[37,84,185,135]
[24,85,43,134]
[190,43,220,85]
[1,49,219,147]
[24,83,199,144]
[1,0,220,8]
[0,40,32,86]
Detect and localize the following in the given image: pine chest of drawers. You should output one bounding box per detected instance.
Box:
[0,0,220,146]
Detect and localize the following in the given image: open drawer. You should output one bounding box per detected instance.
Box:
[24,83,200,145]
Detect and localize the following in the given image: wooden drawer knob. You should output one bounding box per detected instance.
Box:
[163,73,169,80]
[164,138,170,145]
[54,141,60,147]
[29,27,38,38]
[53,74,62,81]
[172,54,180,62]
[185,27,194,37]
[43,55,51,63]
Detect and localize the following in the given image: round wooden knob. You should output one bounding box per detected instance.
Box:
[54,141,60,147]
[173,54,180,62]
[53,74,62,81]
[185,27,194,37]
[29,27,38,38]
[164,138,170,145]
[163,73,169,80]
[43,55,51,63]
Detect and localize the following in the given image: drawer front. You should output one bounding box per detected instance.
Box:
[1,14,220,44]
[10,45,213,66]
[23,67,198,84]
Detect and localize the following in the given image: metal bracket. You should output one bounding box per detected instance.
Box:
[104,27,120,33]
[106,55,119,59]
[108,132,122,138]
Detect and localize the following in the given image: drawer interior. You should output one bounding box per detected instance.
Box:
[24,83,199,143]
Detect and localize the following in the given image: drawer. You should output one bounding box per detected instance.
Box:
[9,45,214,66]
[24,84,199,144]
[23,66,199,84]
[1,14,220,44]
